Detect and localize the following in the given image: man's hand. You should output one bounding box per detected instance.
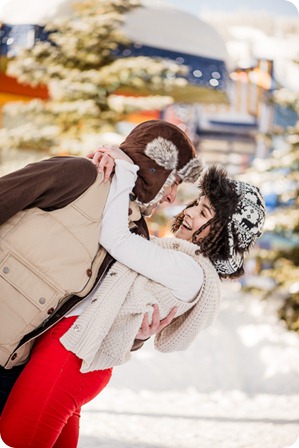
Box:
[136,304,177,340]
[86,149,115,183]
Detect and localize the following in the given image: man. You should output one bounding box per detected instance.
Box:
[0,119,202,411]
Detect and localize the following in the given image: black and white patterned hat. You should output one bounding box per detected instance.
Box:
[213,180,266,276]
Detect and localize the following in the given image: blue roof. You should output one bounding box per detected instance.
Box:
[0,23,229,93]
[113,43,229,91]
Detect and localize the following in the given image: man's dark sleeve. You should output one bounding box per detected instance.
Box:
[131,339,147,351]
[130,215,150,352]
[0,156,98,225]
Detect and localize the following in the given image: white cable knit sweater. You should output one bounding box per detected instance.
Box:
[61,237,221,372]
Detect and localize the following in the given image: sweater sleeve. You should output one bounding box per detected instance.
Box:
[0,156,98,225]
[99,160,203,302]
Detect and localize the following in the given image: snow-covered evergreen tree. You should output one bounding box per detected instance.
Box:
[1,0,188,153]
[246,86,299,334]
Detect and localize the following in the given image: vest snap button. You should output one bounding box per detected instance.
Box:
[74,325,81,332]
[86,268,92,277]
[39,297,46,305]
[47,307,55,315]
[3,266,9,274]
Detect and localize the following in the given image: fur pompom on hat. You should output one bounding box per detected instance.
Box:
[119,120,203,206]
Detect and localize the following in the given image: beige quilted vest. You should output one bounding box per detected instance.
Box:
[0,173,110,367]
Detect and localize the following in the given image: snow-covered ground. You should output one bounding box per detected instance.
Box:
[1,283,299,447]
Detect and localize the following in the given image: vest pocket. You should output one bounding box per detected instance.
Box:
[0,253,61,343]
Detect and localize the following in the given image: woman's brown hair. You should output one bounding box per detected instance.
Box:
[172,165,244,279]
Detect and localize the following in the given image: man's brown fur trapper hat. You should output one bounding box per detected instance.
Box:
[119,120,203,206]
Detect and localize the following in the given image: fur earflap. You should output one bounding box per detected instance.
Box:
[145,137,178,170]
[177,157,203,183]
[135,171,177,209]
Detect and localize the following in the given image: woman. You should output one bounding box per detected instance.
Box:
[0,148,266,447]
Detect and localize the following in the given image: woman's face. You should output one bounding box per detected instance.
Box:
[175,196,216,242]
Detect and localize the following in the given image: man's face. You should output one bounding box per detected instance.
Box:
[143,176,181,216]
[160,177,181,205]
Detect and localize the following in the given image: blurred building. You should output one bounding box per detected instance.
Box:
[0,0,280,173]
[0,0,230,103]
[192,59,274,174]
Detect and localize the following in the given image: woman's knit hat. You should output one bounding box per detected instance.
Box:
[198,166,266,276]
[120,120,203,207]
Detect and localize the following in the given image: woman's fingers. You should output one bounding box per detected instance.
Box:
[87,145,133,164]
[97,146,133,164]
[86,149,115,181]
[97,153,115,182]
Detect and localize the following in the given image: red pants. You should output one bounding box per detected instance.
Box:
[0,317,112,448]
